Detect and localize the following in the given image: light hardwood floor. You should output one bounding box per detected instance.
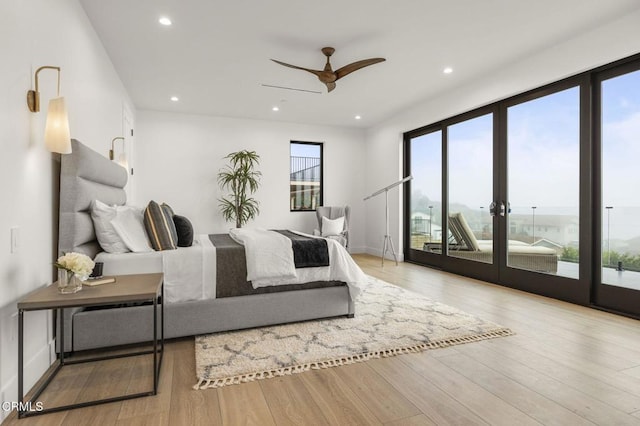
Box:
[4,253,640,425]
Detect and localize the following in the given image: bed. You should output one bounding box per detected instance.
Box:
[58,139,361,352]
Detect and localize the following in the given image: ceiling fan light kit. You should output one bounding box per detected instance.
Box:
[271,47,385,93]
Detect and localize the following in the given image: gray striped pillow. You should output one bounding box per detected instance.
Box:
[144,201,177,251]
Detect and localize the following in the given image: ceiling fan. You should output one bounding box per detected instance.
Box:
[271,47,385,93]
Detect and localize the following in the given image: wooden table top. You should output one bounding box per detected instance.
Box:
[18,273,163,311]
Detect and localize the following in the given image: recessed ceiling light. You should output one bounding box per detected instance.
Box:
[170,96,179,102]
[159,17,172,26]
[272,106,279,112]
[355,115,361,120]
[443,67,453,74]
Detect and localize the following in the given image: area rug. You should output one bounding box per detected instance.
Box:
[194,275,513,389]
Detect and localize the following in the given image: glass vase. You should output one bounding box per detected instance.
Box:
[58,269,82,294]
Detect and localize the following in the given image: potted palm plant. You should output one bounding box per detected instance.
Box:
[218,150,261,228]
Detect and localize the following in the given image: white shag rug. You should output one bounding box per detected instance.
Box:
[194,275,513,389]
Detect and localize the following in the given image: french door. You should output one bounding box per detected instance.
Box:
[593,62,640,315]
[404,111,499,283]
[404,78,591,305]
[499,80,590,304]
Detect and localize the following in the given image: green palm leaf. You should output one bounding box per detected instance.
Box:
[217,150,261,228]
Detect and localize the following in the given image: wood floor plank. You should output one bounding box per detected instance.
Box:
[453,340,640,425]
[399,352,541,426]
[71,356,137,405]
[624,366,640,379]
[298,368,383,425]
[57,400,121,426]
[168,344,222,425]
[384,414,438,426]
[486,310,640,371]
[26,362,95,423]
[117,351,173,422]
[336,361,421,423]
[367,356,488,425]
[115,412,168,426]
[0,410,67,426]
[259,375,331,426]
[487,331,640,404]
[217,381,276,426]
[436,350,596,425]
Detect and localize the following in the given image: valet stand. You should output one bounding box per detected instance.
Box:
[363,176,412,266]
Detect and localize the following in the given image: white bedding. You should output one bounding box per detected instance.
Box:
[95,231,365,303]
[228,228,297,282]
[162,235,216,303]
[95,235,216,304]
[230,229,365,300]
[96,250,162,275]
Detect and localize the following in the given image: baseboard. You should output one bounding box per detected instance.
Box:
[348,246,367,254]
[365,246,405,263]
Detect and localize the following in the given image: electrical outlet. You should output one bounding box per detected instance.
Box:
[10,227,19,253]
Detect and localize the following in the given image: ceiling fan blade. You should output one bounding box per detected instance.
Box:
[335,58,386,80]
[325,82,336,93]
[271,59,322,78]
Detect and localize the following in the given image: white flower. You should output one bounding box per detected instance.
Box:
[55,252,95,278]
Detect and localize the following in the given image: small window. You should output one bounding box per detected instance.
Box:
[290,141,323,211]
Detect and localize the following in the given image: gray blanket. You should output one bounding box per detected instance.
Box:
[208,234,341,298]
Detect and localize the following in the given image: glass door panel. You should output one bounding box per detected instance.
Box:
[447,113,494,263]
[506,87,580,278]
[600,69,640,291]
[409,131,442,253]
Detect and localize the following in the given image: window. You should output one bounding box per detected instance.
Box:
[290,141,323,211]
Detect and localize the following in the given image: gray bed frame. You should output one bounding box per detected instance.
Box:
[58,139,354,352]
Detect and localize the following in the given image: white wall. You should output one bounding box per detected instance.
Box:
[136,111,367,251]
[0,1,133,419]
[364,10,640,259]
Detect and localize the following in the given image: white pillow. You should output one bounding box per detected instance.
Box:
[91,200,129,253]
[111,208,153,253]
[322,216,345,237]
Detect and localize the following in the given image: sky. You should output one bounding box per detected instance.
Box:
[290,142,321,158]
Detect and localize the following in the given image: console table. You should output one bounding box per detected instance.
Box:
[17,273,164,418]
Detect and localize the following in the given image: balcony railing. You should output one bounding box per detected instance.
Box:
[291,156,320,182]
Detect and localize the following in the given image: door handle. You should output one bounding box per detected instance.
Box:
[500,201,506,217]
[489,201,497,217]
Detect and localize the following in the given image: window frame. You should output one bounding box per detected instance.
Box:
[290,140,324,212]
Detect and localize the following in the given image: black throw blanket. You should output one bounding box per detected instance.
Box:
[208,234,341,298]
[273,230,330,268]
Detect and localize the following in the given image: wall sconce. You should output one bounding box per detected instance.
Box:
[27,66,71,154]
[110,137,129,170]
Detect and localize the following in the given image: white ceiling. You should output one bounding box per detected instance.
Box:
[80,0,640,128]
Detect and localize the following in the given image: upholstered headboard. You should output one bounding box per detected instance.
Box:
[58,139,127,258]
